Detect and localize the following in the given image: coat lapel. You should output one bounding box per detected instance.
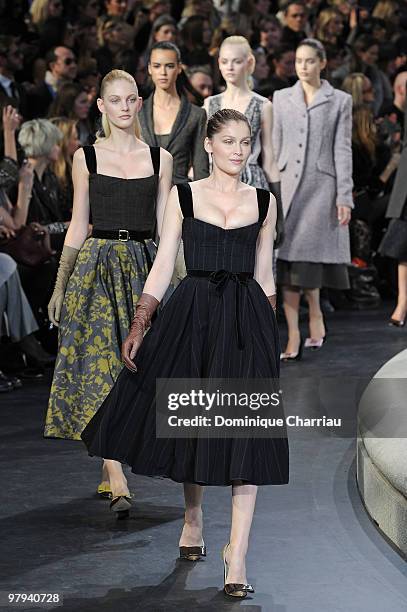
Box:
[142,95,158,146]
[166,95,191,149]
[289,79,334,111]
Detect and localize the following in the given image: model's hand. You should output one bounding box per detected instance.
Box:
[121,327,144,372]
[48,289,64,327]
[122,293,160,373]
[337,206,351,226]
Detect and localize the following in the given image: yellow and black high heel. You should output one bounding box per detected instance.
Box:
[96,482,112,499]
[222,543,254,598]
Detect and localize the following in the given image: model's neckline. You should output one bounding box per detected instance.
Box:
[91,173,156,181]
[187,217,260,232]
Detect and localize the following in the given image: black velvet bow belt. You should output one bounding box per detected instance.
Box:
[187,269,253,350]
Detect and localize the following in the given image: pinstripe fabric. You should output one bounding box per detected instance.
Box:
[82,184,289,486]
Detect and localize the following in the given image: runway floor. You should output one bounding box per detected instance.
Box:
[1,305,407,612]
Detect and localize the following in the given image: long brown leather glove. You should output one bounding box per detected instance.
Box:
[122,293,160,372]
[267,294,277,313]
[48,245,79,326]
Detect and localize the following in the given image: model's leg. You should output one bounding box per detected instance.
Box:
[304,288,325,340]
[282,286,301,355]
[179,483,204,547]
[391,262,407,322]
[224,482,257,585]
[103,459,129,497]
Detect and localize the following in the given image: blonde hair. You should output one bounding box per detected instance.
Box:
[219,36,255,90]
[342,72,367,106]
[372,0,398,20]
[49,117,77,185]
[18,118,62,158]
[96,69,142,142]
[30,0,51,26]
[315,8,343,43]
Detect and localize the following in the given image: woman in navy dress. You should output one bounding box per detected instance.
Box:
[82,109,289,598]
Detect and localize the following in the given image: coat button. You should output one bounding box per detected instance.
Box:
[299,143,302,147]
[300,129,304,133]
[296,160,300,163]
[295,174,298,178]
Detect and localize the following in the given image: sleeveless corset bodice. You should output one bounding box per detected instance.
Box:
[83,145,160,234]
[177,183,270,274]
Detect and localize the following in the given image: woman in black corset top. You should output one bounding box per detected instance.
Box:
[44,69,173,503]
[82,109,289,599]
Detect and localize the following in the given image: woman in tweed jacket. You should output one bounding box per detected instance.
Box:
[272,39,353,359]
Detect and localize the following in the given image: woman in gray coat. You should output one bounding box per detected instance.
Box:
[272,39,353,360]
[379,103,407,327]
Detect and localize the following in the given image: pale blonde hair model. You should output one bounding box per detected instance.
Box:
[219,35,255,90]
[96,69,142,142]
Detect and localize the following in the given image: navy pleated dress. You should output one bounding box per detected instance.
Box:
[81,183,289,486]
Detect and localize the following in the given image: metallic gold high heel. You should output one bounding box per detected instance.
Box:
[110,495,132,519]
[222,543,254,598]
[179,541,206,561]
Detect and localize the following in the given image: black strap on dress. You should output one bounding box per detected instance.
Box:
[149,146,160,175]
[83,145,97,174]
[176,183,194,218]
[256,188,270,225]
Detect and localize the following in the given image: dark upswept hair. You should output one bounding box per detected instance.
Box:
[297,37,327,62]
[147,40,181,64]
[207,109,251,139]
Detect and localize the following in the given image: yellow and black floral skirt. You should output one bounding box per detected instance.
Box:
[44,237,157,440]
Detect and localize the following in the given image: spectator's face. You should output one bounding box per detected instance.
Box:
[219,44,253,87]
[150,1,171,21]
[148,49,181,91]
[260,22,282,48]
[285,4,307,32]
[359,44,379,66]
[274,50,296,78]
[154,24,177,43]
[81,73,100,103]
[205,121,251,177]
[98,78,142,131]
[7,44,24,73]
[189,71,213,98]
[336,0,351,16]
[53,47,77,80]
[254,54,269,81]
[105,0,127,17]
[48,143,61,162]
[362,77,375,104]
[68,126,81,157]
[83,0,100,19]
[74,91,91,119]
[327,15,344,36]
[255,0,271,15]
[106,23,133,50]
[48,0,63,18]
[82,25,99,51]
[327,49,346,71]
[295,45,325,82]
[372,25,386,43]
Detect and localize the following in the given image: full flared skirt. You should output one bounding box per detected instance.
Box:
[81,276,289,486]
[44,238,157,440]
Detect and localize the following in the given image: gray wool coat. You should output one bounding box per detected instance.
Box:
[385,104,407,219]
[272,80,353,264]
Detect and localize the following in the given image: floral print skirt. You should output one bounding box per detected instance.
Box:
[44,237,157,440]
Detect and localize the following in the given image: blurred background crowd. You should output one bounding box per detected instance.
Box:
[0,0,406,388]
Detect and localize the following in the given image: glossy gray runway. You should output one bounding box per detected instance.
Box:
[1,306,407,611]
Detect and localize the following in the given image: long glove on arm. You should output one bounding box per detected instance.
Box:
[122,293,160,372]
[48,245,79,326]
[269,181,285,248]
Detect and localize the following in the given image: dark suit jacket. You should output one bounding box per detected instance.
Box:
[386,105,407,219]
[0,81,28,119]
[139,94,209,185]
